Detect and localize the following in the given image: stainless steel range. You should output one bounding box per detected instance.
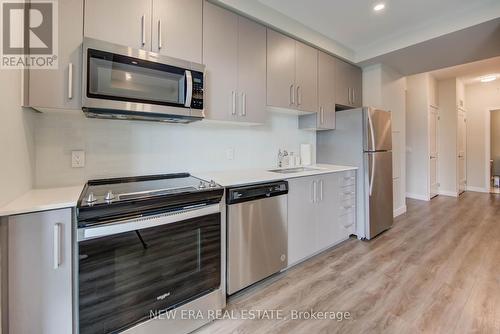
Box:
[76,173,225,334]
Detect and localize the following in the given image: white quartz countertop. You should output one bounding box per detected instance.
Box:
[193,164,357,187]
[0,185,84,217]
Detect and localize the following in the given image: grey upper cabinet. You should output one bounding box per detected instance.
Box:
[203,2,266,123]
[84,0,152,50]
[335,58,362,108]
[8,208,73,334]
[299,51,335,130]
[203,2,238,121]
[295,41,318,113]
[267,29,318,113]
[317,51,336,129]
[25,0,83,111]
[151,0,202,63]
[85,0,202,62]
[266,29,295,110]
[237,16,267,123]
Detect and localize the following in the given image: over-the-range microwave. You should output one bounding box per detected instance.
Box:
[82,37,205,123]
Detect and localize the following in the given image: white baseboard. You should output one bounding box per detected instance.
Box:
[406,193,429,201]
[466,186,489,193]
[393,205,407,217]
[438,190,458,197]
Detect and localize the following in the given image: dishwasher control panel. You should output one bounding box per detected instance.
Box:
[226,181,288,205]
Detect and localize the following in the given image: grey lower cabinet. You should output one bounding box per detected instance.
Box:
[267,29,318,114]
[85,0,202,62]
[299,51,336,130]
[7,208,73,334]
[287,172,353,266]
[334,58,362,108]
[24,0,83,112]
[203,1,266,123]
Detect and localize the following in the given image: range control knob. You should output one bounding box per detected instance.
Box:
[198,181,206,189]
[86,192,97,204]
[209,180,217,188]
[104,190,115,201]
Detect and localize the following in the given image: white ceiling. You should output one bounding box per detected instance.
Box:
[256,0,500,62]
[430,56,500,85]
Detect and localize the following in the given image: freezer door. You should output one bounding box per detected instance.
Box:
[364,108,392,152]
[365,151,394,239]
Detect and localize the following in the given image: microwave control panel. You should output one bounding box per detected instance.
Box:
[191,71,204,110]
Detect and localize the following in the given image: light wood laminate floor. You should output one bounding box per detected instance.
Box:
[196,192,500,334]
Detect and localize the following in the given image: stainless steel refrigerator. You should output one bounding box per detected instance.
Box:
[317,107,393,240]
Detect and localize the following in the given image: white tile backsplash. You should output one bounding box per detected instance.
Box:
[33,111,316,187]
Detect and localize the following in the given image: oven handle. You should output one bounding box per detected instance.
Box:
[78,204,220,242]
[184,70,193,108]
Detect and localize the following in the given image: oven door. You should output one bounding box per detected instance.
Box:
[77,205,221,334]
[82,38,204,118]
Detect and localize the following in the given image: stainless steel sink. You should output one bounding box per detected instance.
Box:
[268,167,321,174]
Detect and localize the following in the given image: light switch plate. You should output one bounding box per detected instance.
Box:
[71,150,85,168]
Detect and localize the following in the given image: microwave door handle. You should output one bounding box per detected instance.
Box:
[184,70,193,108]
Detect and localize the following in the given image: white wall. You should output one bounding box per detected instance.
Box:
[362,64,407,216]
[405,73,436,200]
[33,112,316,188]
[437,78,458,195]
[0,70,35,207]
[465,80,500,191]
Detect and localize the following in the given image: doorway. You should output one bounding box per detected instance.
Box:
[457,108,467,195]
[490,109,500,194]
[429,105,439,198]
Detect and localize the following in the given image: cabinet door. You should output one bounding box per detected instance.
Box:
[318,52,336,129]
[84,0,151,50]
[350,65,363,107]
[334,58,351,107]
[237,16,267,123]
[316,173,345,250]
[266,29,296,109]
[152,0,202,63]
[295,41,318,113]
[287,176,317,266]
[202,2,238,121]
[8,209,73,334]
[28,0,83,110]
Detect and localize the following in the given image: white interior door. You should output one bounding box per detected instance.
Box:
[429,106,439,199]
[458,109,467,194]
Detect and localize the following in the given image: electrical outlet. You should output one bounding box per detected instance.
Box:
[226,148,235,160]
[72,150,85,168]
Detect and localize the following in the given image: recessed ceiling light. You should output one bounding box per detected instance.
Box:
[373,3,385,11]
[480,75,496,83]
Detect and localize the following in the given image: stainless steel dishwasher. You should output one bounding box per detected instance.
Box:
[226,181,288,295]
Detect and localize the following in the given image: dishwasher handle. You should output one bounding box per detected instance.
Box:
[227,181,288,205]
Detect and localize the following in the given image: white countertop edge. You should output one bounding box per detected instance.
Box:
[0,185,84,217]
[193,164,358,187]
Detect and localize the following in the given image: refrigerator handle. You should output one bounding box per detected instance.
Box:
[367,109,376,151]
[369,153,375,196]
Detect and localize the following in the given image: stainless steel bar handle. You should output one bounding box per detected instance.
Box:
[53,223,61,269]
[311,180,317,203]
[158,19,162,50]
[67,63,73,100]
[79,204,221,241]
[352,88,355,104]
[320,106,324,124]
[348,88,351,104]
[232,91,236,115]
[297,85,301,106]
[319,180,324,202]
[241,92,246,116]
[141,15,146,46]
[369,154,375,196]
[184,70,192,107]
[290,84,294,105]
